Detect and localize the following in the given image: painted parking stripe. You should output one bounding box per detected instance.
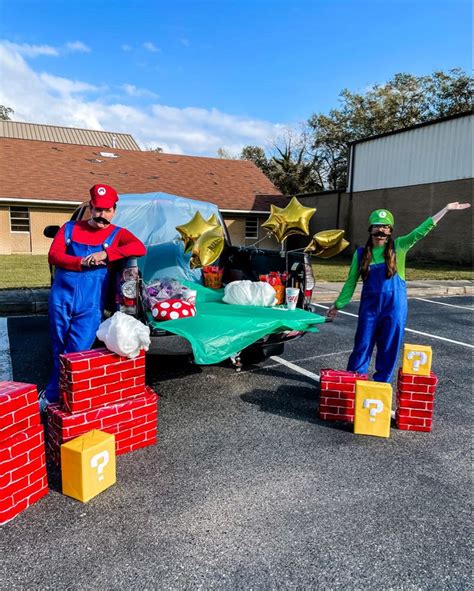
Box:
[276,349,354,364]
[261,349,353,371]
[269,355,320,382]
[414,297,474,310]
[0,318,13,381]
[312,303,474,349]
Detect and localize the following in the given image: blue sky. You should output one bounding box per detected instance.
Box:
[0,0,470,155]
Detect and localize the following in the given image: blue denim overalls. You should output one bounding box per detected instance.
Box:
[346,247,407,382]
[44,221,121,402]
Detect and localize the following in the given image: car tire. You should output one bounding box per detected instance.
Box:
[240,342,284,365]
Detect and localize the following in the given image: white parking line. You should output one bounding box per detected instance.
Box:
[312,303,474,349]
[0,318,13,381]
[261,349,353,371]
[269,356,320,382]
[414,297,474,310]
[277,350,354,364]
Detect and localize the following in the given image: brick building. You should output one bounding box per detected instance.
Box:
[0,124,284,254]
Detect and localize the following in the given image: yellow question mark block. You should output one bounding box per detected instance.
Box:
[402,344,432,376]
[61,430,116,503]
[354,381,392,438]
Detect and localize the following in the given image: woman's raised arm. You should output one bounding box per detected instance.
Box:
[432,202,471,224]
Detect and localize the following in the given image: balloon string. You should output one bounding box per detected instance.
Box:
[245,232,274,249]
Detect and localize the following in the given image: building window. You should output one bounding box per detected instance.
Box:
[245,216,259,240]
[10,207,30,233]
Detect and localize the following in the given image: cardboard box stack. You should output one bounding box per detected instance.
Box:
[395,369,438,432]
[318,369,368,423]
[396,344,437,432]
[47,348,158,464]
[0,381,48,524]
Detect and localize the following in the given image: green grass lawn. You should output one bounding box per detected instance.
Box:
[0,255,51,289]
[0,255,471,289]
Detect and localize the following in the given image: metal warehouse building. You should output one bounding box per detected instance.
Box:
[299,111,473,264]
[345,111,473,263]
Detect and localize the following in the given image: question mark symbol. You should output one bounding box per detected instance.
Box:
[407,351,428,372]
[363,399,384,422]
[90,450,109,481]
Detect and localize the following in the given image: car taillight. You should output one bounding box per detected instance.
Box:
[118,258,139,315]
[303,255,315,308]
[303,256,315,290]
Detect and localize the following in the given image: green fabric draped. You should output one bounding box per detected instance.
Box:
[146,283,326,364]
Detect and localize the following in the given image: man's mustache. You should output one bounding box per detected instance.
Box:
[93,216,111,225]
[372,231,389,238]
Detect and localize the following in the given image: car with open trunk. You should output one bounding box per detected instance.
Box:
[44,192,323,368]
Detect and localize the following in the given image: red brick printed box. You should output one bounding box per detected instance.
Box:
[396,370,438,432]
[0,381,40,442]
[47,386,158,464]
[0,424,48,524]
[319,369,368,423]
[60,348,146,413]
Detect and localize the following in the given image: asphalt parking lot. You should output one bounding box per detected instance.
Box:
[1,295,473,590]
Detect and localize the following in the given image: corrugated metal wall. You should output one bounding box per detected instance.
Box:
[351,114,473,192]
[0,120,141,150]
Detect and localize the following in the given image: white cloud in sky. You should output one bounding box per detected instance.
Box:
[2,41,59,57]
[122,84,159,99]
[65,41,91,53]
[40,73,101,96]
[121,44,132,52]
[2,39,91,57]
[180,38,190,47]
[143,42,160,53]
[0,41,283,156]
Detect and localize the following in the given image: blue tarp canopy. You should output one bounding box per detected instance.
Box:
[113,192,224,284]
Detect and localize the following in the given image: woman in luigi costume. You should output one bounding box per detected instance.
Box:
[327,202,470,382]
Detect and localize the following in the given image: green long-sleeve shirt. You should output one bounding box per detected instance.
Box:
[334,217,436,310]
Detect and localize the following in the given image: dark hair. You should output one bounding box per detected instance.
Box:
[360,230,397,281]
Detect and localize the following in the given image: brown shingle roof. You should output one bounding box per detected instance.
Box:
[0,138,284,212]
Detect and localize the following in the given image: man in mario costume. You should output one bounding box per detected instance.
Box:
[40,184,146,412]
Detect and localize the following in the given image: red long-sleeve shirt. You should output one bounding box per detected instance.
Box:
[48,221,146,272]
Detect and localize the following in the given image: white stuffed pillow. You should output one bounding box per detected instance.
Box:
[222,280,277,307]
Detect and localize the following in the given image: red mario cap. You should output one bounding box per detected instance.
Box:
[89,184,119,209]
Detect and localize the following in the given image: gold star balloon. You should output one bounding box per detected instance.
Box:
[176,212,220,253]
[190,225,225,269]
[261,204,286,241]
[304,229,349,258]
[206,213,219,226]
[262,197,316,243]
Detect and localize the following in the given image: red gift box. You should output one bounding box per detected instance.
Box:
[395,369,438,432]
[318,369,368,423]
[47,386,158,464]
[0,381,41,442]
[59,348,146,413]
[0,424,48,524]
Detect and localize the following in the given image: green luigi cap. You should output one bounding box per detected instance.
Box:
[369,209,394,227]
